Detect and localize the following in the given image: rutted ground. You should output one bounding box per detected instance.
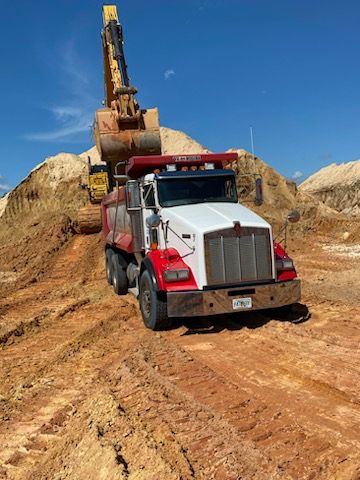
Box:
[0,233,360,480]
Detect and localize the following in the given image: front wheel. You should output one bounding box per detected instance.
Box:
[139,270,171,330]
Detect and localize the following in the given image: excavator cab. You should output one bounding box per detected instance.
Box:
[87,164,110,204]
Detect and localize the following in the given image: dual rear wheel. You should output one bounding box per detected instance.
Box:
[105,250,170,330]
[105,249,128,295]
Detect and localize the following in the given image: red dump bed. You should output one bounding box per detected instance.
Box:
[126,153,238,179]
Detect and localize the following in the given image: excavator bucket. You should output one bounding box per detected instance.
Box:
[94,107,162,176]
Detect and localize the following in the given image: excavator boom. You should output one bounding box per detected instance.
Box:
[94,5,161,178]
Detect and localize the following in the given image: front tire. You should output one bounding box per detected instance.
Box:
[139,270,170,330]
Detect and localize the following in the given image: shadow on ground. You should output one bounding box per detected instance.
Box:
[178,303,311,336]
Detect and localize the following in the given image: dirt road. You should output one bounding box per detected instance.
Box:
[0,234,359,479]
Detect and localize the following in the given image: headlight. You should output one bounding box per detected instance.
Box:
[275,258,294,271]
[164,268,190,282]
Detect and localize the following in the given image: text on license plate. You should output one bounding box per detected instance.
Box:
[232,297,252,310]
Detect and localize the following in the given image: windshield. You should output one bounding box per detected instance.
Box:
[157,174,238,207]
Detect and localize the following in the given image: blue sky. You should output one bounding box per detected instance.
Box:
[1,0,360,193]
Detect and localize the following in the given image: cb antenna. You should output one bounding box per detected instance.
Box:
[250,125,255,161]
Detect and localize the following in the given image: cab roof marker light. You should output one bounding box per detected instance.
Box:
[166,164,177,172]
[205,162,215,170]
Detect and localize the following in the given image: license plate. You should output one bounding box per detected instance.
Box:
[232,297,252,310]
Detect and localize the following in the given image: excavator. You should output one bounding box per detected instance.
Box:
[78,4,161,233]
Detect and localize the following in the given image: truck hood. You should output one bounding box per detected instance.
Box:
[161,202,270,234]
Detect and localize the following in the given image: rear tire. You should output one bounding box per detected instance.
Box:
[139,270,171,330]
[111,253,128,295]
[105,249,114,285]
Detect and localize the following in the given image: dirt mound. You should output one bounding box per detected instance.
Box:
[0,192,9,218]
[160,129,343,233]
[300,159,360,216]
[227,149,343,234]
[0,214,76,293]
[160,127,209,154]
[0,153,89,226]
[0,153,91,290]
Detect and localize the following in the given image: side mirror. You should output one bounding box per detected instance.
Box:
[287,210,300,224]
[146,214,161,228]
[126,180,141,211]
[254,177,263,206]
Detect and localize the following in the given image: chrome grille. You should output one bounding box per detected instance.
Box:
[205,227,272,285]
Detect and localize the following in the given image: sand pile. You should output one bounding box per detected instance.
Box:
[226,149,342,233]
[160,127,210,155]
[0,153,89,226]
[0,193,9,218]
[300,160,360,216]
[0,152,95,290]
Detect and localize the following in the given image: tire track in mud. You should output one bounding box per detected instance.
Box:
[159,312,360,479]
[0,235,135,478]
[0,297,139,479]
[131,336,342,479]
[1,234,360,479]
[102,348,272,480]
[0,235,101,343]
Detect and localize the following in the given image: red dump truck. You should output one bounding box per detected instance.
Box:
[101,153,301,330]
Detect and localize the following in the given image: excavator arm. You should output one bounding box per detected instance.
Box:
[102,5,137,115]
[94,5,161,177]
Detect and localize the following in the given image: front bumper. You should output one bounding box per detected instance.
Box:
[166,279,301,317]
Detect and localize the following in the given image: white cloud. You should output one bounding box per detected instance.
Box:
[292,170,303,180]
[23,115,92,141]
[59,40,89,87]
[23,40,96,143]
[0,175,10,193]
[164,69,176,80]
[51,106,83,121]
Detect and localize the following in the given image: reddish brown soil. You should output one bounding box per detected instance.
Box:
[0,233,359,479]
